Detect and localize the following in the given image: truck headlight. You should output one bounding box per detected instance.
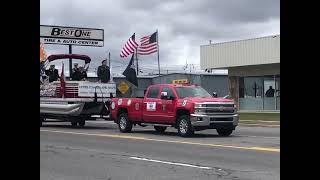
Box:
[195,104,203,108]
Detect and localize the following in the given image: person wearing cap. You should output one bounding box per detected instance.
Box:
[71,66,87,81]
[71,63,80,81]
[79,66,88,81]
[97,59,110,83]
[45,65,60,82]
[72,63,79,74]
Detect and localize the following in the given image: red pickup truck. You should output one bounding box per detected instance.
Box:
[110,84,239,137]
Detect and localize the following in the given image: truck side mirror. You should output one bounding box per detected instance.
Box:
[212,92,218,98]
[160,92,168,99]
[223,95,230,99]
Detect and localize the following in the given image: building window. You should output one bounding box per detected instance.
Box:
[239,75,280,111]
[239,77,263,110]
[263,76,276,110]
[275,75,280,110]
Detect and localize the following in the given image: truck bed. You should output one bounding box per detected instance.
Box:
[110,98,144,122]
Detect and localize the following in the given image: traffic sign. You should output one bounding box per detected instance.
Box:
[118,81,129,94]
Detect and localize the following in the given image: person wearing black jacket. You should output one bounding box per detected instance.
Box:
[71,66,87,81]
[71,67,80,81]
[72,63,79,74]
[79,66,87,80]
[45,65,59,82]
[265,86,275,97]
[97,59,110,83]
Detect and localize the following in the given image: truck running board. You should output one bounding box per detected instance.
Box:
[140,123,172,127]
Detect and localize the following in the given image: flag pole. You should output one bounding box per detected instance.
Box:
[108,52,111,67]
[156,29,160,76]
[136,48,139,76]
[109,52,112,82]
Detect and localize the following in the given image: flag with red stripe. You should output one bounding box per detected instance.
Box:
[138,32,157,55]
[120,33,139,58]
[59,63,66,98]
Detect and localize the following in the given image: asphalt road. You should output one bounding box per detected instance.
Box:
[40,121,280,180]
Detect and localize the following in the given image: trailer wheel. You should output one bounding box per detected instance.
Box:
[154,126,167,133]
[118,113,132,133]
[177,115,194,137]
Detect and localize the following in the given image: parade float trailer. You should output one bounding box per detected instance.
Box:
[40,54,116,126]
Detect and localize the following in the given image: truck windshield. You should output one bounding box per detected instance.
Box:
[176,87,212,98]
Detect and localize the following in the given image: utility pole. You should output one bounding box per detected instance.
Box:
[187,63,194,73]
[108,52,111,67]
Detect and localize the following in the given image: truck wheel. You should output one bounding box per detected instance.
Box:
[217,129,233,136]
[154,126,167,133]
[78,120,86,127]
[118,113,132,133]
[177,115,194,137]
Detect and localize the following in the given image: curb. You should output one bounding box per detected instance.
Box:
[240,120,280,123]
[238,123,280,128]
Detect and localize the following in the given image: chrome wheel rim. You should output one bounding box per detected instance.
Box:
[179,119,188,134]
[119,117,127,130]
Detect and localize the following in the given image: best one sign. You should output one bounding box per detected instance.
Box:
[40,25,104,47]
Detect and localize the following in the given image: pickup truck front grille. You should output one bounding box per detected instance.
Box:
[195,102,235,115]
[205,104,234,107]
[205,109,234,113]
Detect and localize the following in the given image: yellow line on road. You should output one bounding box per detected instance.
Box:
[40,129,280,153]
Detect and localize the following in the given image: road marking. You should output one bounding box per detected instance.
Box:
[40,129,280,153]
[130,157,212,169]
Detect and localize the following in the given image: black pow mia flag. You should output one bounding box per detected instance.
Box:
[122,54,138,87]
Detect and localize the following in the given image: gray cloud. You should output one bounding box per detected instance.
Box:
[41,0,279,75]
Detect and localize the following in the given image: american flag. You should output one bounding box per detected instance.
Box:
[120,33,139,58]
[138,32,157,55]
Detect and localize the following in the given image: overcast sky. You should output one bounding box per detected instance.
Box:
[40,0,279,76]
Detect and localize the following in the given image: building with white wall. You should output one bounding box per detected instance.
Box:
[200,35,280,111]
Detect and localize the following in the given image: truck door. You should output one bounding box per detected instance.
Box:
[159,87,176,123]
[143,86,163,122]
